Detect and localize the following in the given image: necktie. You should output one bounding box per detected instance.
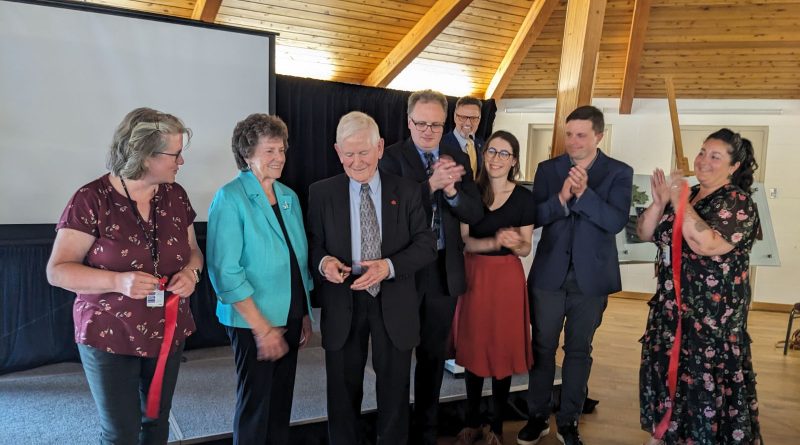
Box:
[465,137,478,179]
[423,152,441,240]
[360,184,381,297]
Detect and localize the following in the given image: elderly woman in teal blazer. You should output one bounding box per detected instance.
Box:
[207,114,313,445]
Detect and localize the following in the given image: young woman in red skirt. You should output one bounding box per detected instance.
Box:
[452,130,534,445]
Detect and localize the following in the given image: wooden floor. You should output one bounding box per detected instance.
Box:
[441,297,800,445]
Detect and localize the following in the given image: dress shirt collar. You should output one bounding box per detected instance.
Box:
[452,130,469,149]
[414,144,439,164]
[349,169,381,195]
[569,149,600,171]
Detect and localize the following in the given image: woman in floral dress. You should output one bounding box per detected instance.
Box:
[636,128,762,445]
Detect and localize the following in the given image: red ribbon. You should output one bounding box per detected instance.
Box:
[654,182,689,439]
[145,277,180,419]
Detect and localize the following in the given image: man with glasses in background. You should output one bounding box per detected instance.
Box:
[381,89,484,445]
[442,96,484,179]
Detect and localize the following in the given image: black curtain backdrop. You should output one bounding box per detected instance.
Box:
[0,75,497,374]
[275,75,497,210]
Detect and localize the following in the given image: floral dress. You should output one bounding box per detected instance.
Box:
[639,183,762,444]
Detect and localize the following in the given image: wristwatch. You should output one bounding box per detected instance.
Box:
[189,268,201,283]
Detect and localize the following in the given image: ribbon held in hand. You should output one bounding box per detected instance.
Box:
[654,181,689,440]
[145,276,180,419]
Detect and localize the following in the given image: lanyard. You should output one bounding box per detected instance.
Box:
[120,178,160,277]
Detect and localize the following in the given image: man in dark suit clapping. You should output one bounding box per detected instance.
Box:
[517,105,633,445]
[380,90,484,445]
[308,111,436,445]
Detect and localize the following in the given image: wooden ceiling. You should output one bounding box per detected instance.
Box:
[74,0,800,101]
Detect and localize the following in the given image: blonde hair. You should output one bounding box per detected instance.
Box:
[106,108,191,179]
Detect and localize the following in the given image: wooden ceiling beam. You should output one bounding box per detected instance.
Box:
[483,0,559,101]
[191,0,222,23]
[619,0,651,114]
[551,0,607,158]
[362,0,473,88]
[664,76,691,174]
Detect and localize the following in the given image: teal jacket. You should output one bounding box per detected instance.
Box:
[207,171,313,328]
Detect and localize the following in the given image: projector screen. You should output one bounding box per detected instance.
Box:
[0,0,275,223]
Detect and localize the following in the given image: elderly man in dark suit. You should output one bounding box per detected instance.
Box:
[441,96,485,179]
[308,111,436,445]
[380,89,484,445]
[517,105,633,445]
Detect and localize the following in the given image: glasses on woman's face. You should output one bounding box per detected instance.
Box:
[485,147,512,161]
[410,118,445,133]
[153,148,184,163]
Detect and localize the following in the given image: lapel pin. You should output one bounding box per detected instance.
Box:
[390,199,397,205]
[281,202,290,210]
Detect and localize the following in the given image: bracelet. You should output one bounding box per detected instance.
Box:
[187,267,200,283]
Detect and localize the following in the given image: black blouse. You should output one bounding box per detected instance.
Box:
[468,185,536,256]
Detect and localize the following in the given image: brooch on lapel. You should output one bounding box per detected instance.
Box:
[281,200,290,210]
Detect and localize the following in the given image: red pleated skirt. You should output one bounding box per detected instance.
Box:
[452,253,533,379]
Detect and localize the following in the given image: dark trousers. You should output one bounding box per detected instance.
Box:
[78,342,184,445]
[326,291,412,445]
[413,252,457,445]
[226,318,302,445]
[464,370,512,434]
[526,268,608,426]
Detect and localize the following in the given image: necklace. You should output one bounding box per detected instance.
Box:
[120,178,160,277]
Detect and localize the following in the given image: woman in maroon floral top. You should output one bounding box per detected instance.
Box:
[46,108,203,444]
[637,129,762,445]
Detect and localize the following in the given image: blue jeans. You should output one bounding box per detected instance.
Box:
[78,342,184,445]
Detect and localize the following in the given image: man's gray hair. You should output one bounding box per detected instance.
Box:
[336,111,380,146]
[407,89,448,117]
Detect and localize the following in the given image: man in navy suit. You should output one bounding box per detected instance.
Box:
[441,96,484,178]
[308,111,437,445]
[517,106,633,445]
[380,90,483,445]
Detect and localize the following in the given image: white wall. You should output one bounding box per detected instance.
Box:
[494,98,800,305]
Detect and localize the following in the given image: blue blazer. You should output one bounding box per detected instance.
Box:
[207,171,314,328]
[529,151,633,296]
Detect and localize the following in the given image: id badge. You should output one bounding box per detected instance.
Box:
[147,286,165,307]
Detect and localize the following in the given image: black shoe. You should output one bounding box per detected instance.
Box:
[516,416,549,445]
[556,421,583,445]
[582,397,599,414]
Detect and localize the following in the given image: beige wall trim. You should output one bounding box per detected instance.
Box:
[751,302,794,313]
[611,291,651,301]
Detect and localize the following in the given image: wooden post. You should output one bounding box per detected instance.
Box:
[551,0,607,158]
[664,76,692,175]
[619,0,651,114]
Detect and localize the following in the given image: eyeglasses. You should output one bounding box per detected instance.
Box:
[153,149,184,163]
[455,113,480,123]
[485,147,513,160]
[410,118,445,133]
